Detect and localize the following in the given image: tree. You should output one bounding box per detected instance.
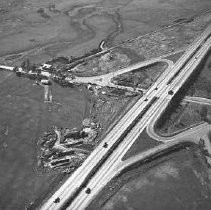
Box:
[25,58,30,72]
[21,60,26,70]
[200,106,208,121]
[13,66,19,72]
[31,64,37,73]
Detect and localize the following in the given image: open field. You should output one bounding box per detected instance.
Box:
[88,145,211,210]
[0,0,210,66]
[0,71,90,209]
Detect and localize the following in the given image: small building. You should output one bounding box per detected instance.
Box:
[41,71,51,77]
[43,64,52,69]
[41,79,51,85]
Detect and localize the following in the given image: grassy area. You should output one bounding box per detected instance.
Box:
[72,50,131,77]
[67,12,211,78]
[155,100,211,136]
[89,86,139,140]
[163,51,185,63]
[155,50,211,137]
[122,128,161,161]
[0,71,90,209]
[187,50,211,99]
[0,70,140,208]
[111,62,167,90]
[88,145,211,210]
[0,0,210,67]
[120,13,211,61]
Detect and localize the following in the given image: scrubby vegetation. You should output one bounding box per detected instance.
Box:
[111,62,167,90]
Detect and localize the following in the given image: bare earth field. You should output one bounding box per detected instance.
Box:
[0,0,210,66]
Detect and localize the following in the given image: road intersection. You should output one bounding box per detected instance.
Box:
[39,25,211,210]
[0,23,210,210]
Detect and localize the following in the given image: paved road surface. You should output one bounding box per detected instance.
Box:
[68,32,211,210]
[39,25,211,210]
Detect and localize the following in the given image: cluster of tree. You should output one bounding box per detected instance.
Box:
[17,58,77,87]
[112,73,145,89]
[37,8,50,19]
[69,48,100,63]
[47,56,70,65]
[21,59,30,72]
[48,3,60,13]
[53,77,74,88]
[20,59,37,73]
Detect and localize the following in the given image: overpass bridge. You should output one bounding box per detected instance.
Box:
[39,25,211,210]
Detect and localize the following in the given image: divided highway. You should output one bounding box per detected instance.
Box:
[69,32,211,210]
[40,25,211,210]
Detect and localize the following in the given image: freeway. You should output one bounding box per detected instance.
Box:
[147,52,211,142]
[40,25,211,210]
[68,31,211,210]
